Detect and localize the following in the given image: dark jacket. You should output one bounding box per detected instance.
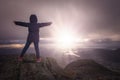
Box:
[14,15,51,42]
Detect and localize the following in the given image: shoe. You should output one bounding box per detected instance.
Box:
[36,58,41,62]
[18,57,23,62]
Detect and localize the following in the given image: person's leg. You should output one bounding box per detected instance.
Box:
[20,41,32,58]
[34,41,40,61]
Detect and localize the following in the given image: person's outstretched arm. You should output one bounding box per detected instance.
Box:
[38,22,52,28]
[14,21,29,27]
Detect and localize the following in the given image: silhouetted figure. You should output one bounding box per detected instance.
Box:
[14,14,52,62]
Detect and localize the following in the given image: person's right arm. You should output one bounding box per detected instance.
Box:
[14,21,29,27]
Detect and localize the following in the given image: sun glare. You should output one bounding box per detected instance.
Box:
[54,31,90,49]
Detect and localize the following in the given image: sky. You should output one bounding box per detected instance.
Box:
[0,0,120,41]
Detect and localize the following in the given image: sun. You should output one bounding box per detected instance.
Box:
[55,31,78,48]
[57,34,74,46]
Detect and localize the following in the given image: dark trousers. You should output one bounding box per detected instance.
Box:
[20,41,40,58]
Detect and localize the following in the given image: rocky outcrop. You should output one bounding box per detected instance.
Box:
[64,59,120,80]
[0,54,120,80]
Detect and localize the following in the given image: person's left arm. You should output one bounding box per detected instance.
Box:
[38,22,52,28]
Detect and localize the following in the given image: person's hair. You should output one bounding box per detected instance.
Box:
[30,14,38,23]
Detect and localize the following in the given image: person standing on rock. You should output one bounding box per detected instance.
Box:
[14,14,52,62]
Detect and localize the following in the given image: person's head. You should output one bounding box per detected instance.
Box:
[30,14,38,23]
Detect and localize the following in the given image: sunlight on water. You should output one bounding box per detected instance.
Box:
[64,50,80,57]
[0,44,24,48]
[55,44,80,58]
